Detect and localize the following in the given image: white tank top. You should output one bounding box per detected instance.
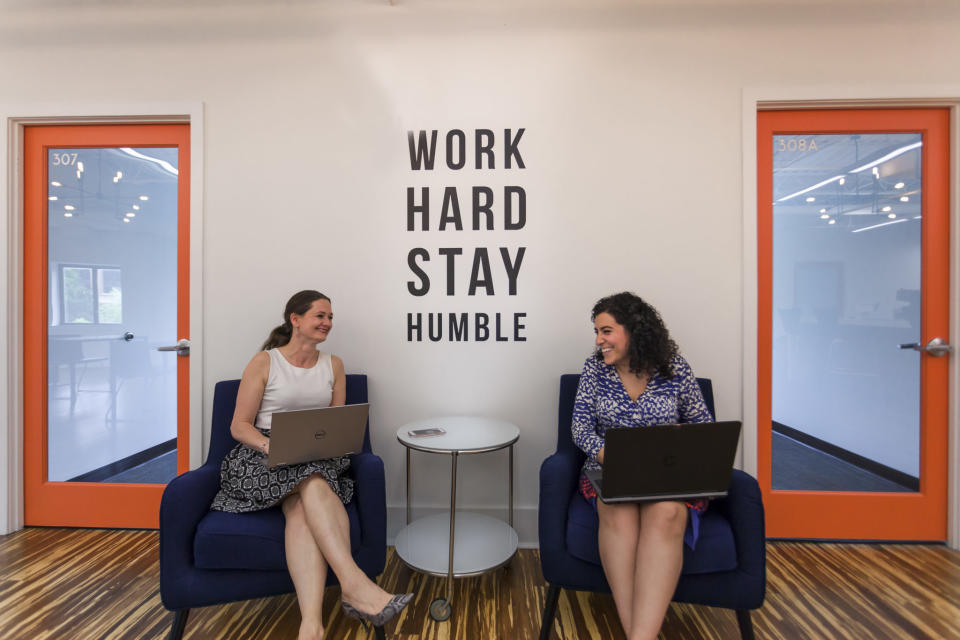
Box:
[255,348,334,431]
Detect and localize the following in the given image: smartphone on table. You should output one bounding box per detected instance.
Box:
[408,427,446,438]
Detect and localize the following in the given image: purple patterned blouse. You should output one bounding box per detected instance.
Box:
[571,353,713,475]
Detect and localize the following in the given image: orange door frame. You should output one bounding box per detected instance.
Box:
[757,108,950,540]
[23,123,190,528]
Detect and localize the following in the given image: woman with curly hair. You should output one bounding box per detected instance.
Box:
[571,292,713,640]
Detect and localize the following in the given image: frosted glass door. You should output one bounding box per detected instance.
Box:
[771,133,922,492]
[47,146,179,484]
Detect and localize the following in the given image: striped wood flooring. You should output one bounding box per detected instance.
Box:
[1,527,959,639]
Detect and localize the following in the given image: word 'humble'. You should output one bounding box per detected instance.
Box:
[407,312,527,343]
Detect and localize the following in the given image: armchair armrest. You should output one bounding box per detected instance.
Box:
[538,451,581,553]
[709,469,766,605]
[350,452,387,553]
[160,464,221,545]
[159,463,222,606]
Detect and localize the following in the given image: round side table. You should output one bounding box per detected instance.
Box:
[395,416,520,621]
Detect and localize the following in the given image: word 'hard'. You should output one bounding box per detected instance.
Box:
[407,186,525,231]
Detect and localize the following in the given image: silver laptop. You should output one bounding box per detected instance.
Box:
[585,421,741,503]
[264,404,370,468]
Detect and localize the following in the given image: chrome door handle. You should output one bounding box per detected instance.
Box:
[898,337,952,357]
[157,338,190,357]
[122,331,134,342]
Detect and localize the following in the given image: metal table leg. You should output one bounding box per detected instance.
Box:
[430,451,458,622]
[406,447,411,525]
[508,444,514,528]
[446,451,459,604]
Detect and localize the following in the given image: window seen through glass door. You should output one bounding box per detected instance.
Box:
[60,265,122,324]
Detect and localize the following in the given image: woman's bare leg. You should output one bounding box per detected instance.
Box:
[282,495,328,640]
[296,474,393,614]
[597,500,641,632]
[628,501,687,640]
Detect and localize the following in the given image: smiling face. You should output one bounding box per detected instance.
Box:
[594,312,631,370]
[291,298,333,343]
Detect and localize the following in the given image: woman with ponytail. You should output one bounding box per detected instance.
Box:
[210,290,411,639]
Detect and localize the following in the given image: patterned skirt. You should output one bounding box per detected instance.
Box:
[579,472,708,549]
[209,428,354,513]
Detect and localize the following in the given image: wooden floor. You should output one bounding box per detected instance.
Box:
[1,528,959,639]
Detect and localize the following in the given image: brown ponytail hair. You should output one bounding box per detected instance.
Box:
[261,290,331,351]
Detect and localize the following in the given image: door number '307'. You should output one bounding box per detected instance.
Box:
[51,153,78,166]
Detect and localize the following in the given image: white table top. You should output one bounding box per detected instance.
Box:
[396,415,520,453]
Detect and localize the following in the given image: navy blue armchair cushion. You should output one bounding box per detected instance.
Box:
[537,374,765,640]
[193,502,363,571]
[159,374,387,640]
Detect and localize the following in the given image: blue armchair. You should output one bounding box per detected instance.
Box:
[538,375,765,640]
[159,375,387,640]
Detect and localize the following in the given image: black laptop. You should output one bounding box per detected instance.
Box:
[585,421,742,503]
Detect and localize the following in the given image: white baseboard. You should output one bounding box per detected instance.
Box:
[387,505,539,549]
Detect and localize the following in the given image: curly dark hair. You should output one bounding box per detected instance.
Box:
[592,292,677,378]
[261,290,331,351]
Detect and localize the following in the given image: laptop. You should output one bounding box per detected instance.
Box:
[264,403,370,468]
[585,421,742,503]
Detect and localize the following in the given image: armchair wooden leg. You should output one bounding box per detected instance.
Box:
[168,609,189,640]
[735,609,755,640]
[374,625,386,640]
[538,584,561,640]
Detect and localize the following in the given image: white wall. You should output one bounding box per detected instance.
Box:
[3,0,960,542]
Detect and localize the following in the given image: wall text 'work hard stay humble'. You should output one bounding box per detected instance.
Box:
[405,129,528,343]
